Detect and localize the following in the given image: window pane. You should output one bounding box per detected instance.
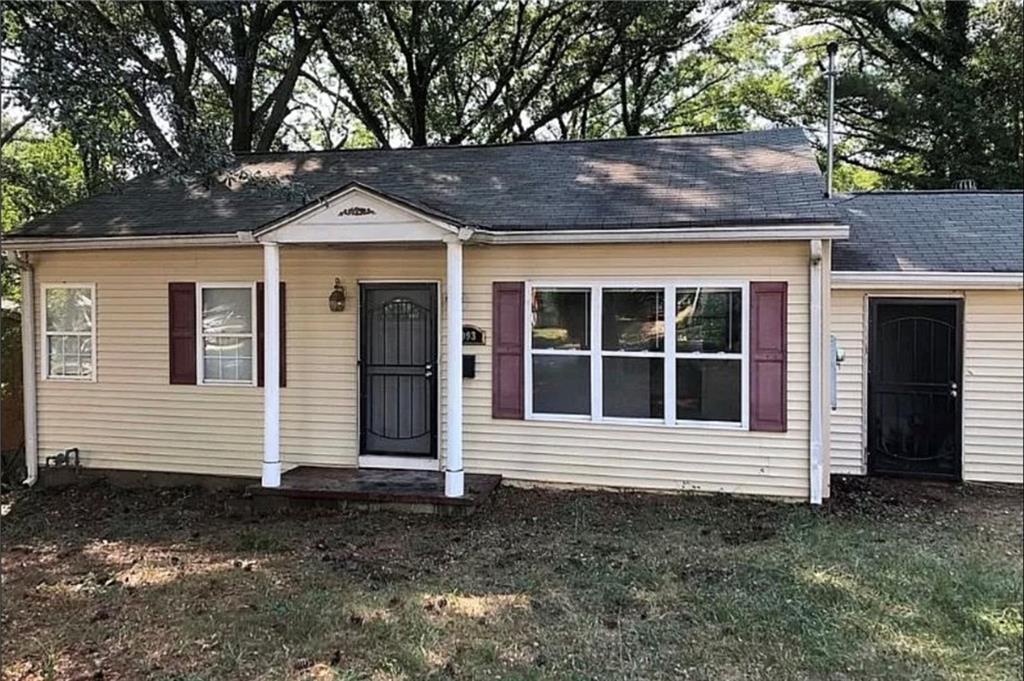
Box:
[602,288,663,351]
[677,359,741,422]
[47,334,91,378]
[603,356,664,418]
[203,336,253,382]
[46,287,92,332]
[48,336,64,376]
[78,337,93,375]
[676,288,742,353]
[202,288,253,335]
[531,289,589,350]
[532,355,590,415]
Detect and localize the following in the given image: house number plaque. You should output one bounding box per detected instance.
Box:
[462,325,485,345]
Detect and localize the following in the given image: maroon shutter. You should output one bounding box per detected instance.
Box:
[168,283,197,385]
[749,281,788,432]
[257,282,287,387]
[492,282,525,419]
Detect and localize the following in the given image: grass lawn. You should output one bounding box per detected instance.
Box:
[1,477,1021,681]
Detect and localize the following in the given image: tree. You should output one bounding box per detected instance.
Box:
[6,1,342,173]
[767,0,1023,189]
[312,1,744,146]
[1,127,88,300]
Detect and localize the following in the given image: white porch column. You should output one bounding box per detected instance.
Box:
[445,239,465,497]
[261,242,282,487]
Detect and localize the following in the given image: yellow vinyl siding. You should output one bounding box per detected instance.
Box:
[830,290,867,475]
[34,241,811,497]
[829,289,1024,483]
[34,246,446,478]
[962,290,1024,483]
[463,242,811,498]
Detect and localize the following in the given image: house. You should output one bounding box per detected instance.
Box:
[830,191,1023,483]
[3,128,1021,504]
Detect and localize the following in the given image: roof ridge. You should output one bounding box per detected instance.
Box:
[236,127,806,157]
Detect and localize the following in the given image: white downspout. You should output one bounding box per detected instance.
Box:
[809,239,824,505]
[14,252,38,486]
[444,237,465,497]
[261,242,281,487]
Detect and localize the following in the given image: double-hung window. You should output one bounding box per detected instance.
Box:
[602,288,665,419]
[529,287,591,416]
[527,282,748,428]
[675,287,744,424]
[199,284,256,385]
[43,284,96,380]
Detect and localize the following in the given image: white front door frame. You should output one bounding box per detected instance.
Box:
[355,279,442,473]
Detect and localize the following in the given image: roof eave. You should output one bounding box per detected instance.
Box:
[1,232,255,253]
[474,223,849,244]
[832,270,1024,290]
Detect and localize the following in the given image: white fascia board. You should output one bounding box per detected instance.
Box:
[832,271,1024,290]
[3,222,846,251]
[472,224,849,244]
[2,233,253,252]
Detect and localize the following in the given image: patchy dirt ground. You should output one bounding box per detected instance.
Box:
[2,478,1021,681]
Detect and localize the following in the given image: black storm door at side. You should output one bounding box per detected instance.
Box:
[359,284,438,458]
[867,299,962,480]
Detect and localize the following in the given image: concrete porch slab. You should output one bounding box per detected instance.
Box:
[246,466,502,515]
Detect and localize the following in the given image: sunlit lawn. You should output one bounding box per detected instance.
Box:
[1,477,1021,681]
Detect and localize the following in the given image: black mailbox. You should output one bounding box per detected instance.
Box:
[463,355,476,378]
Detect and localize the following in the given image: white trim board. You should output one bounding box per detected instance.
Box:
[358,455,440,471]
[475,224,848,244]
[4,233,253,252]
[5,223,847,251]
[832,271,1023,290]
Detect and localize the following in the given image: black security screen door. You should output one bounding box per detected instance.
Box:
[360,284,438,458]
[868,299,962,480]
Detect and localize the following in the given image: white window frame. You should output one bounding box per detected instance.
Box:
[196,282,258,387]
[525,279,750,430]
[525,285,593,422]
[41,283,97,382]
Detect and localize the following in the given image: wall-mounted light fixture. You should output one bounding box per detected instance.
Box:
[329,278,346,311]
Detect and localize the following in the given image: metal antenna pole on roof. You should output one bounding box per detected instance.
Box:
[825,41,838,199]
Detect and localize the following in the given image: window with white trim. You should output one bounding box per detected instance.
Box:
[528,282,747,427]
[602,288,664,419]
[199,284,256,385]
[530,287,591,415]
[43,284,95,380]
[675,287,743,423]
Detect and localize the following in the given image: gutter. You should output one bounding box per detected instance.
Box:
[12,252,38,487]
[473,224,849,244]
[3,224,849,252]
[831,271,1023,290]
[1,232,254,252]
[809,240,824,505]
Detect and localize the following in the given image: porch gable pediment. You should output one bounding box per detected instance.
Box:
[256,183,464,244]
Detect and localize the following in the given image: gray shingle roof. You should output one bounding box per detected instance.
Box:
[10,127,838,238]
[833,191,1024,273]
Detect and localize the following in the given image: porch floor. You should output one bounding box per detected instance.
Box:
[245,466,502,514]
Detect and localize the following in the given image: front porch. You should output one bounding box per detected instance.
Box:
[257,184,472,499]
[247,467,502,515]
